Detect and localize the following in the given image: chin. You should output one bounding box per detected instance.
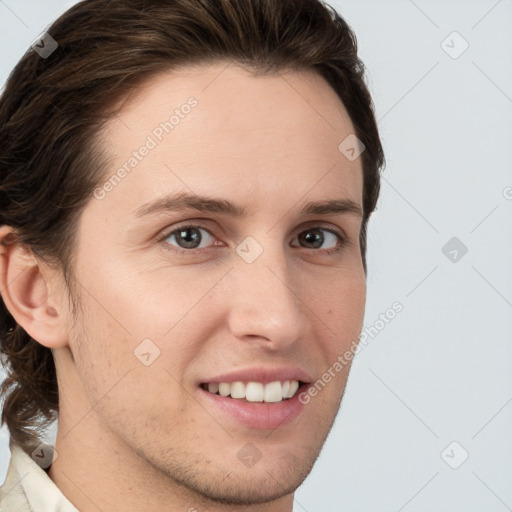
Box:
[152,445,319,507]
[175,464,310,506]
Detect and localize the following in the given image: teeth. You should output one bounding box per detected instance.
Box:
[230,381,245,399]
[287,380,299,398]
[264,381,282,402]
[219,382,230,397]
[246,382,264,402]
[204,380,301,402]
[282,380,290,397]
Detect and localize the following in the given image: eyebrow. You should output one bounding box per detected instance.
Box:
[133,192,363,219]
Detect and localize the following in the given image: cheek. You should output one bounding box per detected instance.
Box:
[317,268,366,330]
[80,253,218,341]
[68,298,193,428]
[68,257,212,398]
[312,273,366,383]
[67,301,133,399]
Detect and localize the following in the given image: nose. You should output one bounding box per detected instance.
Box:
[226,241,307,351]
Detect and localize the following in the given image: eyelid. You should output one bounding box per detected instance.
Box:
[158,220,216,244]
[159,218,347,238]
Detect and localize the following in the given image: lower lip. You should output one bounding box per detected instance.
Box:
[197,384,308,430]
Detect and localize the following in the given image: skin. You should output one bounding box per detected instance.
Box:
[0,62,366,511]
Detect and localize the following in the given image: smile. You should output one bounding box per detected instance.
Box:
[200,380,301,403]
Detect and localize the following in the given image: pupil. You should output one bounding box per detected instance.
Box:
[302,230,323,248]
[178,228,200,248]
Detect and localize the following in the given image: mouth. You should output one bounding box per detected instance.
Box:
[197,375,311,429]
[199,379,303,403]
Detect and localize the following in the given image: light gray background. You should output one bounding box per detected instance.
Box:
[1,1,511,510]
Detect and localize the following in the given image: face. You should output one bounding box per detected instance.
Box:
[60,62,366,505]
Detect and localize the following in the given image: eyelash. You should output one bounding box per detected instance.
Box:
[158,221,349,256]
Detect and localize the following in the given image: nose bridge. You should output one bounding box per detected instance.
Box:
[227,235,306,347]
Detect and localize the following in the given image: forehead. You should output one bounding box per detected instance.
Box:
[92,62,363,220]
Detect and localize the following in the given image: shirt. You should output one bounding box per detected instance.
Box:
[0,443,78,512]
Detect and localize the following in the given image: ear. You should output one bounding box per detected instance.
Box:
[0,226,69,349]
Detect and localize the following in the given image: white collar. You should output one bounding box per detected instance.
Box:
[0,443,78,512]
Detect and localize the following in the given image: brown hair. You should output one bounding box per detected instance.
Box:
[0,0,384,455]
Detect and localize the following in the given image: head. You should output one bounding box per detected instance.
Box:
[0,0,384,506]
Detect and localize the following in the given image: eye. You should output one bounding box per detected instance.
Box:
[292,227,346,254]
[162,223,218,253]
[160,222,348,255]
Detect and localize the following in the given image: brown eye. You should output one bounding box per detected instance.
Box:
[294,228,346,254]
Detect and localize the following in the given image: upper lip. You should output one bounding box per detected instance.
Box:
[200,366,313,385]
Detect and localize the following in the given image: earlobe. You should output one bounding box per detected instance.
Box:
[0,226,69,349]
